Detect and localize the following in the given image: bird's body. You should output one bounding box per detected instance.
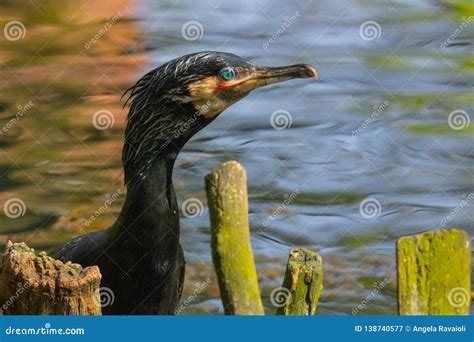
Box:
[54,52,317,314]
[56,157,185,314]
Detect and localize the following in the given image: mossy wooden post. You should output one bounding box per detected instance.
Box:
[0,242,102,315]
[205,161,264,315]
[276,247,323,315]
[397,228,471,315]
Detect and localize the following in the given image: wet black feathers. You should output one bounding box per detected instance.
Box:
[121,51,251,189]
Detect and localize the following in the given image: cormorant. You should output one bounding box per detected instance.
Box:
[54,52,317,314]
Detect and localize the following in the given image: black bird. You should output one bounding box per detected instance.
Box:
[54,51,317,314]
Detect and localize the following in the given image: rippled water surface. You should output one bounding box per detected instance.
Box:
[0,0,473,315]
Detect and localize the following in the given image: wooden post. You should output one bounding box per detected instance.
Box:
[397,228,471,315]
[0,241,102,315]
[275,247,323,315]
[205,161,264,315]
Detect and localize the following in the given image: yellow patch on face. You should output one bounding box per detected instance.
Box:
[188,76,220,98]
[188,76,229,119]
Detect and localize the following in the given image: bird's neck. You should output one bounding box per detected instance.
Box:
[115,151,180,248]
[116,100,212,249]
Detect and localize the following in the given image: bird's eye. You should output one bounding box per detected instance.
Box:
[219,67,235,81]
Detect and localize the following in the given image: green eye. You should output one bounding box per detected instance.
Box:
[219,67,235,81]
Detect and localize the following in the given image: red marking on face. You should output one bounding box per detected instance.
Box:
[217,81,231,91]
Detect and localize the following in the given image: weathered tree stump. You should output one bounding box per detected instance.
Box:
[0,241,102,315]
[276,247,323,315]
[397,228,471,315]
[205,161,264,315]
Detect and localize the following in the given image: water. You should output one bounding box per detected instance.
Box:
[0,0,472,315]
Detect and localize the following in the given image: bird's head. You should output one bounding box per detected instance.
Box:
[123,51,317,187]
[172,52,318,120]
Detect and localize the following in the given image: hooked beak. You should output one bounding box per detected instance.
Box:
[220,64,318,92]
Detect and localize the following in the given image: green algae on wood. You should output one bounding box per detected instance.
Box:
[397,228,471,315]
[205,161,264,315]
[276,248,323,315]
